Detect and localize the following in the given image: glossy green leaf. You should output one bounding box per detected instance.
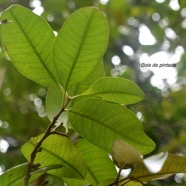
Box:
[131,154,186,182]
[68,99,155,154]
[0,163,62,186]
[76,139,117,184]
[0,5,59,87]
[53,7,109,90]
[80,77,145,104]
[21,134,87,179]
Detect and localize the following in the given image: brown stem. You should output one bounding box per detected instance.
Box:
[24,97,71,186]
[107,163,129,186]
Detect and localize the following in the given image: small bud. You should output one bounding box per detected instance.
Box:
[112,139,143,169]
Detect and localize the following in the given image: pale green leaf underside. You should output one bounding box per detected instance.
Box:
[98,179,142,186]
[0,5,59,87]
[0,163,62,186]
[124,182,142,186]
[69,60,104,107]
[0,163,28,186]
[98,178,115,186]
[68,60,104,97]
[76,139,117,184]
[45,61,104,122]
[69,99,155,154]
[53,7,109,90]
[131,154,186,182]
[45,88,69,129]
[63,178,88,186]
[46,88,64,121]
[50,139,116,186]
[80,77,145,104]
[21,134,87,179]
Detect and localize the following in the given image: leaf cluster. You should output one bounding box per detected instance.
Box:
[0,5,186,186]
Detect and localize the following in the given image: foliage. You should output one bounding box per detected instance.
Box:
[0,1,186,186]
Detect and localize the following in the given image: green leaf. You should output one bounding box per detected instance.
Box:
[98,178,116,186]
[124,181,143,186]
[69,60,104,107]
[0,163,28,186]
[21,134,87,179]
[76,139,117,184]
[46,88,65,121]
[80,77,145,104]
[131,154,186,182]
[63,178,88,186]
[0,5,59,87]
[45,62,104,130]
[0,163,62,186]
[98,179,143,186]
[53,7,109,90]
[62,139,117,186]
[68,99,155,154]
[45,88,69,131]
[69,60,104,97]
[36,174,65,186]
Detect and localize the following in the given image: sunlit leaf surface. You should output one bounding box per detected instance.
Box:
[80,77,145,104]
[53,7,109,90]
[76,139,117,184]
[21,134,87,179]
[69,99,155,154]
[0,5,59,87]
[0,163,62,186]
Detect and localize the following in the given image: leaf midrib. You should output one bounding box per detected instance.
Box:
[65,9,96,90]
[87,167,99,184]
[39,146,85,179]
[28,138,85,179]
[6,164,62,185]
[69,110,149,148]
[6,164,27,185]
[84,90,143,98]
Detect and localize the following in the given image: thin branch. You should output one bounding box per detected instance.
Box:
[51,130,68,136]
[107,163,130,186]
[24,97,71,186]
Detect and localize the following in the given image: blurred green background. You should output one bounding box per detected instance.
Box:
[0,0,186,185]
